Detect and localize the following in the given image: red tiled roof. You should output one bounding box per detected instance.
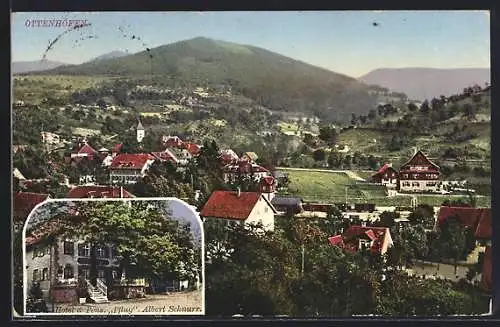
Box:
[184,143,201,155]
[328,235,344,246]
[151,151,179,163]
[374,163,391,176]
[474,209,492,239]
[76,143,97,155]
[13,192,50,222]
[219,149,239,163]
[67,186,134,198]
[112,143,123,153]
[331,226,391,255]
[200,191,271,220]
[480,246,492,292]
[437,207,491,233]
[372,163,398,178]
[110,153,154,169]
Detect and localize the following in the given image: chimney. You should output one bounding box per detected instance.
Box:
[236,187,241,197]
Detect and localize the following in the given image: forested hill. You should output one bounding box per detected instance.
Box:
[39,37,377,121]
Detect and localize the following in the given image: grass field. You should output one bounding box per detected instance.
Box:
[281,170,387,201]
[280,169,491,207]
[278,121,299,133]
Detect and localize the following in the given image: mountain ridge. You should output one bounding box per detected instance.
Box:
[359,67,490,101]
[38,37,377,121]
[12,60,68,74]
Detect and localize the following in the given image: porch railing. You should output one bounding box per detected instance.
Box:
[96,278,108,296]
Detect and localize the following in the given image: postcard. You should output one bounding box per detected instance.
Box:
[11,10,492,319]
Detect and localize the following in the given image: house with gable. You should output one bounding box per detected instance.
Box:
[222,160,271,184]
[200,188,278,232]
[182,142,201,157]
[109,153,156,185]
[162,135,183,148]
[398,150,440,192]
[219,149,239,165]
[328,226,394,256]
[70,141,97,161]
[241,152,259,163]
[371,163,398,189]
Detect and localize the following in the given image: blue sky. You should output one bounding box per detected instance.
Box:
[11,11,490,77]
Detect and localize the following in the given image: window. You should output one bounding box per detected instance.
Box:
[112,270,119,280]
[63,264,74,279]
[78,267,89,279]
[97,270,105,279]
[96,246,108,258]
[78,243,91,257]
[42,268,48,281]
[33,269,40,281]
[64,241,74,255]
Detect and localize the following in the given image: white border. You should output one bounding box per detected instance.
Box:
[21,197,205,316]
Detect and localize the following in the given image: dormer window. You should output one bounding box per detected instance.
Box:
[359,239,372,251]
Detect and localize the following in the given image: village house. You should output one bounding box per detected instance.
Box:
[109,153,156,185]
[150,149,182,165]
[241,152,259,163]
[218,149,239,165]
[24,215,130,304]
[371,163,398,189]
[67,185,135,198]
[200,187,278,232]
[162,135,183,148]
[222,160,271,184]
[435,206,492,291]
[70,141,97,161]
[398,150,440,192]
[13,192,51,229]
[328,226,394,256]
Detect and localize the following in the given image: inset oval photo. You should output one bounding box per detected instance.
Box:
[22,198,204,316]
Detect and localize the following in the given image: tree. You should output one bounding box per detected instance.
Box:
[377,211,398,228]
[462,103,477,119]
[407,102,418,112]
[59,201,198,287]
[420,100,430,114]
[313,149,326,162]
[318,126,338,146]
[327,150,343,169]
[432,216,467,274]
[205,224,300,316]
[408,204,435,229]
